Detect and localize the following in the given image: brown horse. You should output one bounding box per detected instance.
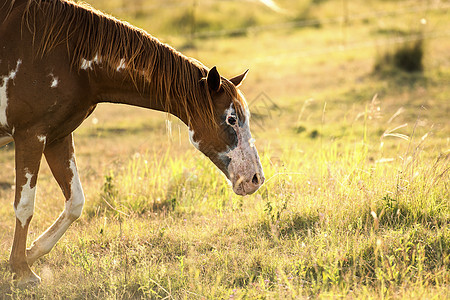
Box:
[1,0,264,285]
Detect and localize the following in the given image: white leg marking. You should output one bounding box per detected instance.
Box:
[67,155,85,220]
[27,155,85,264]
[0,59,22,127]
[15,171,36,228]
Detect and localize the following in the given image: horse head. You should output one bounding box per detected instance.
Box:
[188,67,264,196]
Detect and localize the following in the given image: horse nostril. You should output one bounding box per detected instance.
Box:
[252,174,259,185]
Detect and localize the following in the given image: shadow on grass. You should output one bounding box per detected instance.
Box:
[252,212,320,240]
[0,260,13,295]
[367,200,449,230]
[0,181,13,190]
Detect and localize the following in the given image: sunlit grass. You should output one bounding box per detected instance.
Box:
[53,108,446,298]
[2,111,447,298]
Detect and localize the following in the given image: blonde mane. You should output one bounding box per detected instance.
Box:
[23,0,245,126]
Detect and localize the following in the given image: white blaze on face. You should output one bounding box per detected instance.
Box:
[219,100,264,195]
[15,171,36,228]
[0,59,22,127]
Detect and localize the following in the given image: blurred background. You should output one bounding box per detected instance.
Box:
[76,0,449,153]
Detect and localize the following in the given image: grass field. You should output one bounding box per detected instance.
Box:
[0,0,449,298]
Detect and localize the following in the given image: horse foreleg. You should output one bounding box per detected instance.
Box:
[10,135,45,286]
[26,134,85,266]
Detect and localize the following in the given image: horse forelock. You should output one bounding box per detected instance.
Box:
[23,0,218,128]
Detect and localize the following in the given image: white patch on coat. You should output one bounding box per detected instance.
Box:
[49,73,59,88]
[80,59,93,70]
[15,171,36,228]
[37,135,46,144]
[188,128,200,150]
[51,78,58,88]
[93,54,101,64]
[8,60,21,80]
[80,54,102,70]
[0,59,22,127]
[116,59,126,71]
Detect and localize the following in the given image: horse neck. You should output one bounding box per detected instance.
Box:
[90,60,197,124]
[1,0,25,23]
[23,0,208,124]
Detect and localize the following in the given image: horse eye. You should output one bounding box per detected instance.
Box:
[227,115,237,126]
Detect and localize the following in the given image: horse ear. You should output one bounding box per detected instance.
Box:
[207,66,221,92]
[229,69,249,87]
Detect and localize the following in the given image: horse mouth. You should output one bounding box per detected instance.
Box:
[231,173,264,196]
[233,182,247,196]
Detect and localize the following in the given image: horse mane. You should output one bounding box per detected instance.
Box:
[22,0,245,127]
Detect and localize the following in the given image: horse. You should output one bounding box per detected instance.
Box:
[0,0,264,285]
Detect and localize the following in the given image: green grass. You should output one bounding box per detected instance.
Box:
[1,0,449,298]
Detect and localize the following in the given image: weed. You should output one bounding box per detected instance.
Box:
[374,39,424,74]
